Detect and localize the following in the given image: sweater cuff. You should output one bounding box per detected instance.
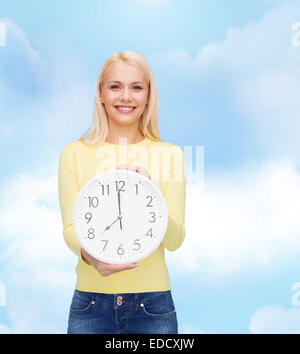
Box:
[80,248,91,265]
[161,214,185,252]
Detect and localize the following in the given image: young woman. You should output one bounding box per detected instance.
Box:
[58,51,186,334]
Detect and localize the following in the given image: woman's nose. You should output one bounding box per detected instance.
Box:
[120,87,131,101]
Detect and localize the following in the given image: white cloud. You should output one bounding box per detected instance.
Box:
[0,17,43,98]
[0,17,40,63]
[152,1,300,159]
[0,17,92,144]
[0,172,75,333]
[0,173,75,269]
[166,157,300,280]
[249,305,300,334]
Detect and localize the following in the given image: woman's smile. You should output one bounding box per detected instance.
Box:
[115,105,137,114]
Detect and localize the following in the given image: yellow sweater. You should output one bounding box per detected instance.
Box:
[58,136,186,293]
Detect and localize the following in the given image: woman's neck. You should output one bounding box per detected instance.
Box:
[105,131,145,145]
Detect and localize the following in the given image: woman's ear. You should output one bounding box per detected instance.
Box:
[99,85,104,104]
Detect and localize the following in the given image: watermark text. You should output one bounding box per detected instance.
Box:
[292,282,300,306]
[95,138,204,184]
[0,282,6,307]
[291,22,300,47]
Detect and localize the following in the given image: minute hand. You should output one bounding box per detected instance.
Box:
[118,190,123,230]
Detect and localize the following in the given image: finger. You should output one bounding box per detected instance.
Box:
[137,166,151,179]
[117,165,151,179]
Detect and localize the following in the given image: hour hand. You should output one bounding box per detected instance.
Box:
[101,216,122,234]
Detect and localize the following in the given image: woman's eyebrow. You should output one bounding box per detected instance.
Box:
[109,80,145,84]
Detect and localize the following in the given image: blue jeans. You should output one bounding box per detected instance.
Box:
[67,289,178,334]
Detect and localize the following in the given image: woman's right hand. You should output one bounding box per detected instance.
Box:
[80,247,139,277]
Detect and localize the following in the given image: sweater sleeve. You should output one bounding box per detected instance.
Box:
[161,147,186,252]
[58,144,86,262]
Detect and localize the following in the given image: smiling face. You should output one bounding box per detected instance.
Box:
[100,61,150,131]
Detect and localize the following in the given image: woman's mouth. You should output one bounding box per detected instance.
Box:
[115,105,136,114]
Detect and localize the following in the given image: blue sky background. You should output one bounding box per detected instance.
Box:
[1,0,300,333]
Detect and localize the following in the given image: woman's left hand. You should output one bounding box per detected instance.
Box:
[116,165,151,180]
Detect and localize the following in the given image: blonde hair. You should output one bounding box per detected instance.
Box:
[79,51,161,145]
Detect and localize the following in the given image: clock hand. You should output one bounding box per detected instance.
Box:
[118,190,123,230]
[101,216,122,234]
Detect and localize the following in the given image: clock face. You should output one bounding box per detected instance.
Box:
[72,169,168,264]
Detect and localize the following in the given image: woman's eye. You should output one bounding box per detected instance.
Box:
[110,85,143,90]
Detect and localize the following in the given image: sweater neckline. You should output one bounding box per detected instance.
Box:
[102,136,149,147]
[77,136,160,149]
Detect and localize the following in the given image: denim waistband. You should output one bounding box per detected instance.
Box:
[74,289,172,307]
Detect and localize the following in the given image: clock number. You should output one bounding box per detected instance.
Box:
[115,180,125,192]
[133,239,141,251]
[101,240,108,251]
[100,184,110,196]
[117,244,125,255]
[146,228,153,238]
[85,212,92,223]
[148,211,156,223]
[135,184,139,195]
[146,195,153,207]
[88,196,99,208]
[87,228,95,239]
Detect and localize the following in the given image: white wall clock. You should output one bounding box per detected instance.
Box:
[72,169,168,264]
